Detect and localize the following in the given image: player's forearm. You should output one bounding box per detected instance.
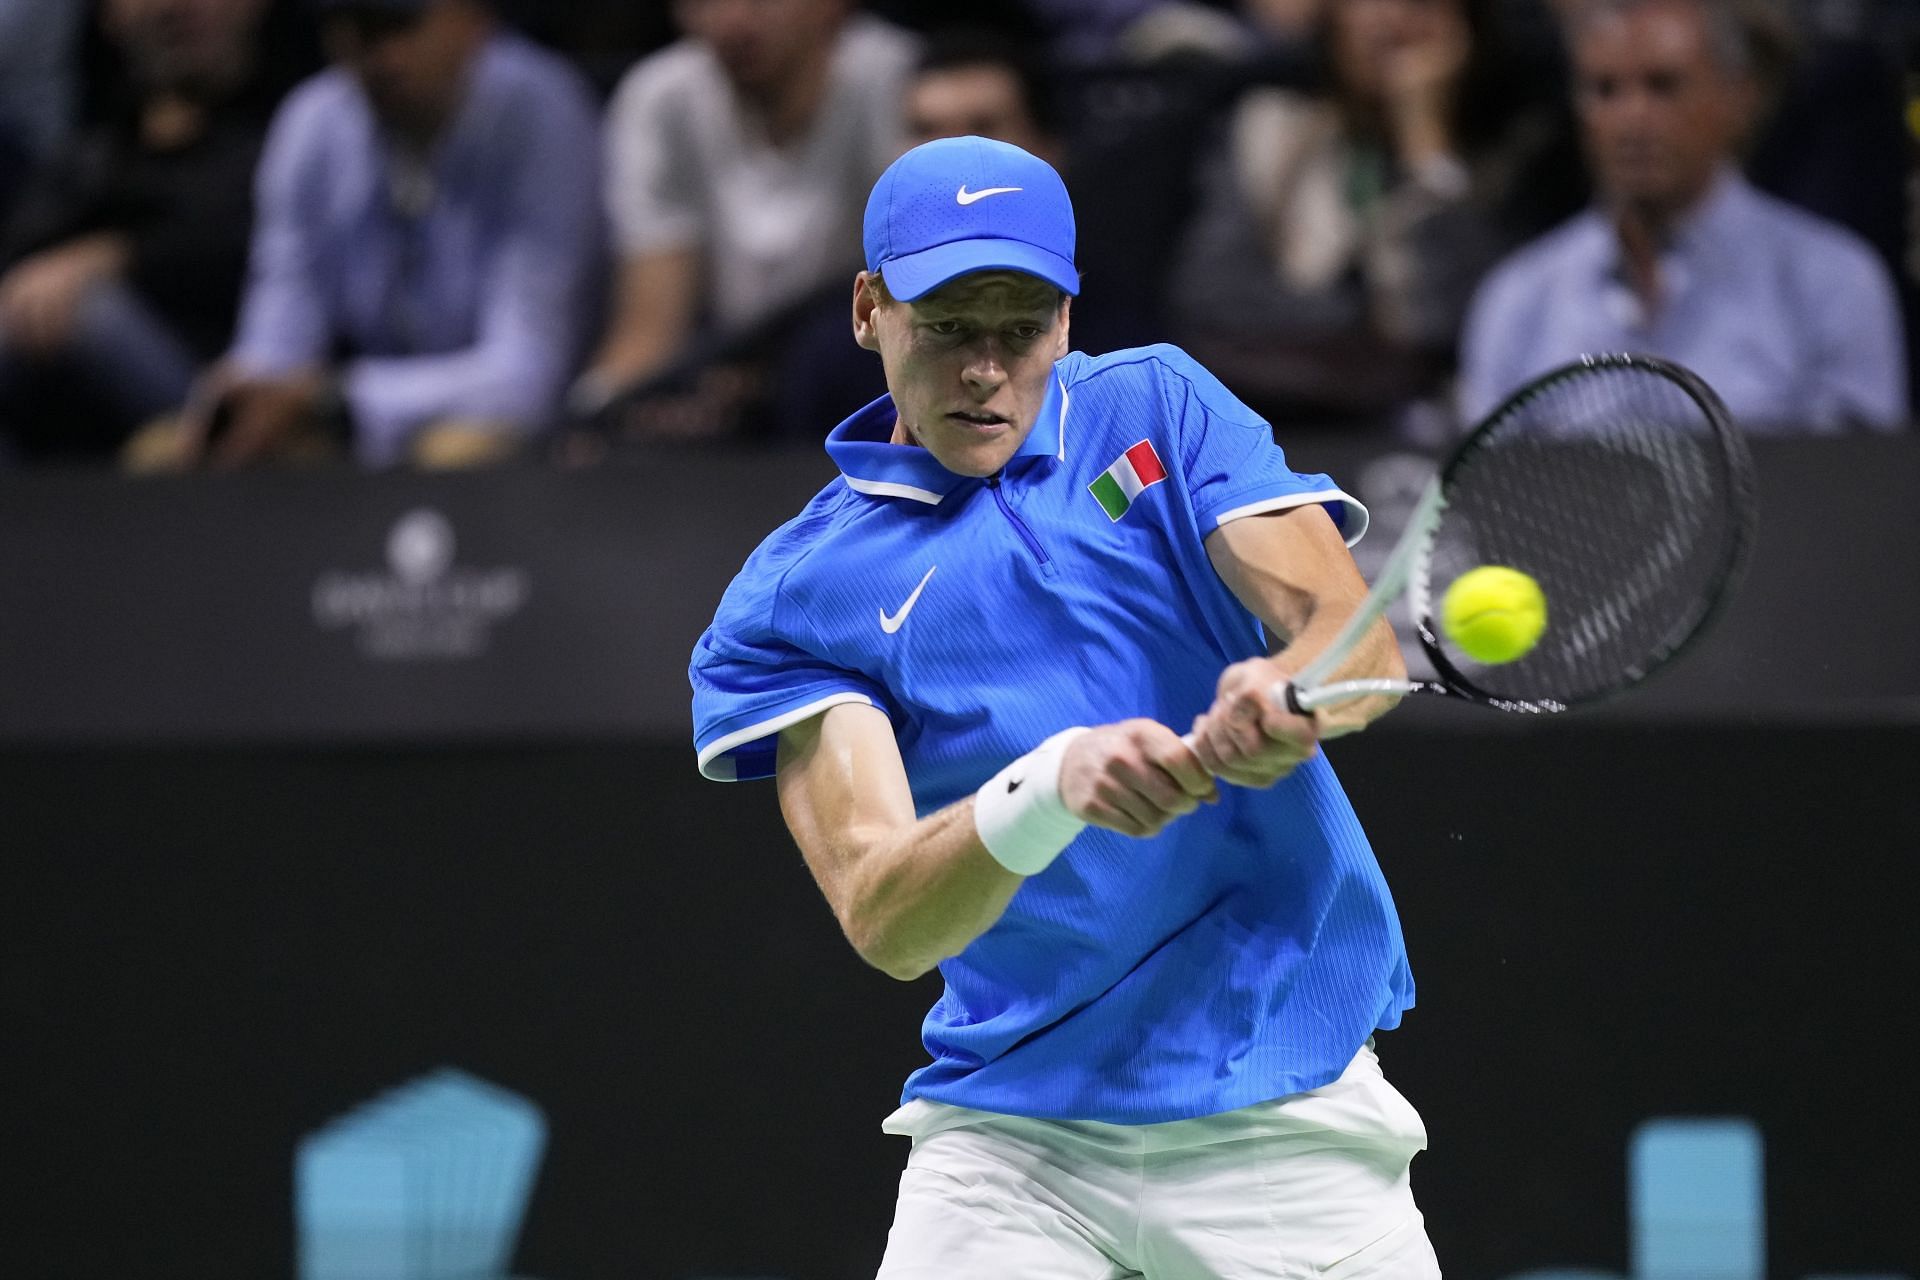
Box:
[1206,507,1404,733]
[838,800,1024,982]
[1279,608,1406,735]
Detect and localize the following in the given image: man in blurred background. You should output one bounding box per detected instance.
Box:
[738,27,1069,444]
[135,0,601,469]
[904,28,1062,164]
[574,0,916,436]
[0,0,282,463]
[1459,0,1907,431]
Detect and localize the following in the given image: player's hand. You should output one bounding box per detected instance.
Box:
[1058,719,1217,838]
[1190,656,1318,788]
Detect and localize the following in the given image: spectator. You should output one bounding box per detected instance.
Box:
[895,27,1174,353]
[0,0,86,210]
[905,29,1063,164]
[734,29,1070,446]
[1459,0,1908,431]
[0,0,279,463]
[1023,0,1255,65]
[575,0,916,434]
[1167,0,1548,428]
[132,0,602,470]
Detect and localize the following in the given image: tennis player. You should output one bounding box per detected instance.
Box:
[691,137,1437,1278]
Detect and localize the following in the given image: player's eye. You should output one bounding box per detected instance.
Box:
[927,320,964,337]
[1011,325,1044,342]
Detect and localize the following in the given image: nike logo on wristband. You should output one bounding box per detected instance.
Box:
[1006,777,1024,793]
[879,565,937,634]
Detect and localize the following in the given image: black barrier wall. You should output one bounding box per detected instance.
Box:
[3,438,1917,741]
[5,726,1915,1280]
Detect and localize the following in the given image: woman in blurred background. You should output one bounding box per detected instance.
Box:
[1168,0,1577,431]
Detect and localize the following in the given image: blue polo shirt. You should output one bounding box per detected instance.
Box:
[691,344,1415,1124]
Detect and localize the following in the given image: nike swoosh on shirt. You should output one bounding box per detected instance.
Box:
[879,565,938,634]
[956,185,1022,205]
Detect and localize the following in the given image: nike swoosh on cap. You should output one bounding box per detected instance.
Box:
[956,185,1022,205]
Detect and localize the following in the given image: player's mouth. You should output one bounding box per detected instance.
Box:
[947,410,1009,430]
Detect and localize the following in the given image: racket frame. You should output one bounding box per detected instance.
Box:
[1277,353,1755,717]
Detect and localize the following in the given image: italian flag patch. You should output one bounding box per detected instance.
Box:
[1088,439,1168,521]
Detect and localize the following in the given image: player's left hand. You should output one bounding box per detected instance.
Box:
[1189,655,1318,789]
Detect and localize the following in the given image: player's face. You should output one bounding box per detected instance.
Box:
[854,270,1070,479]
[1573,1,1753,215]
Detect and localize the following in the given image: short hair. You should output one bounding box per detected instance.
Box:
[1566,0,1799,88]
[912,27,1059,139]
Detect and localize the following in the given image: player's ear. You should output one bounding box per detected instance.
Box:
[1053,295,1071,358]
[852,271,883,352]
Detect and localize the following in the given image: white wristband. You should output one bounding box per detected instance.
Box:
[973,727,1090,876]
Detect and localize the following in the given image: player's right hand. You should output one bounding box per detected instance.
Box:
[1059,719,1218,838]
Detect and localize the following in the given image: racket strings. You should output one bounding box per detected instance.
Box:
[1427,360,1749,706]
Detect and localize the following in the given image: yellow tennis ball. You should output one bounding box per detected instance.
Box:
[1440,566,1547,664]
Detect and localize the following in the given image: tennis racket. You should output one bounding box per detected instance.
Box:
[1274,353,1756,716]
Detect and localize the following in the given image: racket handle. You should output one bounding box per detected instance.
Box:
[1180,683,1306,756]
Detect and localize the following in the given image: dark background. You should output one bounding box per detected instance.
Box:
[3,439,1917,1278]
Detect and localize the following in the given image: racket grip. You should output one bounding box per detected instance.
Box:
[1183,684,1307,743]
[1275,681,1307,715]
[1181,683,1306,758]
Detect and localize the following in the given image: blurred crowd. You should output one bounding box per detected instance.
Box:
[0,0,1912,469]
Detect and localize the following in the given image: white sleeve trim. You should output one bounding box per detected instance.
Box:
[1212,488,1370,546]
[696,692,876,781]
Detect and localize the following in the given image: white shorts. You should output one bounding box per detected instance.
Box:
[875,1042,1440,1279]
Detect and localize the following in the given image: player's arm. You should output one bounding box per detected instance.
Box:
[776,702,1214,981]
[1191,504,1405,787]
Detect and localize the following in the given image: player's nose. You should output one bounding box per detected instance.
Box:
[960,345,1009,393]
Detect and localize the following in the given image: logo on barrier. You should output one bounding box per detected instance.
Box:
[295,1067,547,1280]
[1508,1117,1910,1280]
[311,509,529,660]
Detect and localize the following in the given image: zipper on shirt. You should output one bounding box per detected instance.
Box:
[986,473,1050,566]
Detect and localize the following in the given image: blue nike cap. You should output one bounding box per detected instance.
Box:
[863,136,1079,302]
